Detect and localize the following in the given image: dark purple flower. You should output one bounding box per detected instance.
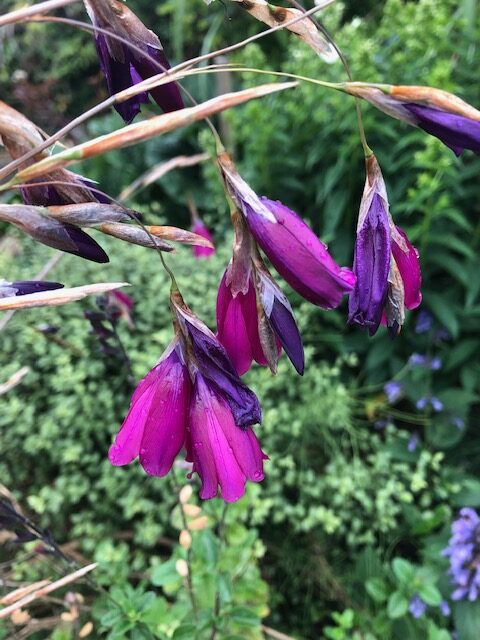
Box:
[349,192,391,334]
[218,153,355,310]
[349,155,421,336]
[443,508,480,601]
[0,280,63,298]
[403,103,480,156]
[409,594,427,619]
[85,0,183,124]
[344,83,480,156]
[384,381,403,404]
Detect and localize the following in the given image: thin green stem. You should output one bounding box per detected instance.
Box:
[288,0,371,156]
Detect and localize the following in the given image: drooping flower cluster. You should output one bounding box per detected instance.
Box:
[109,290,265,502]
[348,154,421,335]
[443,508,480,601]
[84,0,183,123]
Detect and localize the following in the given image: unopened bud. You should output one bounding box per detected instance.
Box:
[179,485,193,504]
[188,516,209,531]
[179,529,192,550]
[175,559,189,577]
[79,622,94,638]
[182,503,201,518]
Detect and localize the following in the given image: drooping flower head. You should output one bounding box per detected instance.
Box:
[216,211,304,376]
[348,154,421,335]
[218,152,355,310]
[84,0,183,123]
[0,101,110,262]
[343,83,480,156]
[0,280,63,298]
[109,289,265,502]
[443,508,480,601]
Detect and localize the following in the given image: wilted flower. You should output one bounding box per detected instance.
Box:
[409,594,427,619]
[191,218,215,259]
[84,0,183,123]
[0,280,63,298]
[344,83,480,156]
[109,290,265,502]
[349,155,421,335]
[218,152,355,309]
[443,508,480,601]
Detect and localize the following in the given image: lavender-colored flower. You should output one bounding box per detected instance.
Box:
[409,594,427,619]
[344,83,480,156]
[409,353,442,370]
[443,508,480,601]
[191,219,215,259]
[384,381,403,404]
[415,310,433,334]
[439,600,451,617]
[85,0,183,124]
[416,395,443,412]
[407,432,420,452]
[0,280,63,298]
[409,353,427,367]
[349,155,422,335]
[109,293,266,502]
[452,416,465,430]
[218,152,355,310]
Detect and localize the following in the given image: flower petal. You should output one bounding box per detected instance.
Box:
[245,197,355,309]
[391,226,422,310]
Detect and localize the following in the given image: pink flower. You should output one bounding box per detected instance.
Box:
[186,374,265,502]
[191,220,215,259]
[109,293,266,502]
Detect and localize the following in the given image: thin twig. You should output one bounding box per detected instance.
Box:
[0,0,79,27]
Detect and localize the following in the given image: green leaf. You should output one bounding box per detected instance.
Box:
[425,292,460,338]
[453,478,480,507]
[418,583,442,607]
[151,560,179,587]
[229,606,260,628]
[453,600,480,640]
[366,577,389,602]
[173,624,198,639]
[387,592,409,619]
[392,558,416,584]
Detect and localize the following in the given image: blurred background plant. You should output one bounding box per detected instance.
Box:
[1,0,480,638]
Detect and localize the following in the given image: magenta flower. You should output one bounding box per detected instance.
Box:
[191,219,215,259]
[345,83,480,156]
[218,153,355,310]
[85,0,183,124]
[186,374,265,502]
[0,280,63,298]
[349,155,421,335]
[217,265,304,375]
[109,292,265,502]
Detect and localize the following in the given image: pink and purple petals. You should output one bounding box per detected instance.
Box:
[245,197,355,309]
[134,44,184,115]
[184,320,262,428]
[0,281,64,298]
[191,219,216,259]
[188,375,265,502]
[348,192,391,336]
[391,227,422,310]
[268,296,304,375]
[402,103,480,156]
[108,347,189,475]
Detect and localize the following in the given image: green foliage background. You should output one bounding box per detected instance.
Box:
[1,0,480,639]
